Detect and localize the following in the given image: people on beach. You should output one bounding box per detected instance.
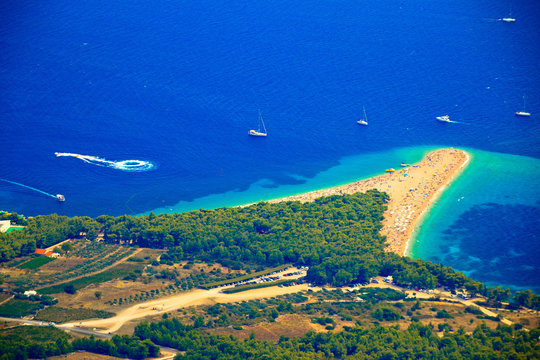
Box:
[268,148,469,256]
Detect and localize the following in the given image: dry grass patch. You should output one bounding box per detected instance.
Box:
[402,300,507,333]
[499,309,540,330]
[128,248,164,262]
[157,261,240,279]
[0,320,19,330]
[35,306,114,323]
[38,257,87,273]
[210,314,317,342]
[54,277,177,311]
[48,352,124,360]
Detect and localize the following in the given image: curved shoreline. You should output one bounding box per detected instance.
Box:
[404,151,470,256]
[266,148,470,256]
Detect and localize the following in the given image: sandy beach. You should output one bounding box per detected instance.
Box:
[267,148,470,256]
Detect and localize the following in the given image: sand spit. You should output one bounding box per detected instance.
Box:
[267,148,470,256]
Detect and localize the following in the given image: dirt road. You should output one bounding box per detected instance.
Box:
[65,270,307,333]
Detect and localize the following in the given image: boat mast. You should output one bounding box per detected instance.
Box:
[259,110,267,134]
[363,106,368,123]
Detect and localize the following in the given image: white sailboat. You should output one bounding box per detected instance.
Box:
[500,7,515,22]
[357,106,368,126]
[515,96,531,117]
[249,110,267,137]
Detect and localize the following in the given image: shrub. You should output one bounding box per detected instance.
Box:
[372,307,401,321]
[64,284,76,294]
[436,310,453,319]
[464,306,482,315]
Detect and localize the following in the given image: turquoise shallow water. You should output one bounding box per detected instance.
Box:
[149,146,540,292]
[146,146,435,214]
[409,149,540,292]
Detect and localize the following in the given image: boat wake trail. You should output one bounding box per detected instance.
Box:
[0,178,57,199]
[55,153,155,172]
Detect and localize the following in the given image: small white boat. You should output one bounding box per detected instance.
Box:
[500,8,515,22]
[436,115,453,123]
[249,110,267,137]
[56,194,65,202]
[357,106,368,126]
[515,96,530,117]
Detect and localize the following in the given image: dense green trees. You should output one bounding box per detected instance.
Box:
[0,214,99,261]
[371,306,402,321]
[133,318,540,360]
[2,190,539,308]
[103,191,391,286]
[0,211,27,226]
[0,330,159,360]
[72,335,159,359]
[0,326,72,360]
[89,191,499,293]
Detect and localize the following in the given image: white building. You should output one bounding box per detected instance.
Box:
[0,220,10,233]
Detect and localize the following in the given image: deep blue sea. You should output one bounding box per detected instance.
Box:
[1,1,539,291]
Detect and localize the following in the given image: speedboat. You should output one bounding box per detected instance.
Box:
[436,115,452,123]
[56,194,65,202]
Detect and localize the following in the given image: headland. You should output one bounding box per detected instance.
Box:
[267,148,470,256]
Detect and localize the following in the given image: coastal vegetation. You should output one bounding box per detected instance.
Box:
[0,213,99,261]
[0,190,538,360]
[133,318,539,359]
[0,211,28,226]
[0,326,159,360]
[1,191,540,309]
[71,335,160,359]
[0,326,72,360]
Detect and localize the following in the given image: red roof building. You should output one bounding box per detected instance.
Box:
[34,249,59,257]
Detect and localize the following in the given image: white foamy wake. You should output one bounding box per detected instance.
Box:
[0,178,57,199]
[55,152,155,172]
